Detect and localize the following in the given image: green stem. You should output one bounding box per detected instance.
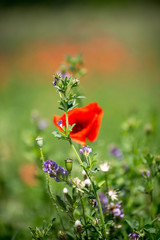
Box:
[79,193,88,239]
[71,144,83,165]
[40,148,65,231]
[65,110,69,130]
[71,144,107,238]
[96,191,106,236]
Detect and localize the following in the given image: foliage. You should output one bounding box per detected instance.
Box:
[30,54,160,239]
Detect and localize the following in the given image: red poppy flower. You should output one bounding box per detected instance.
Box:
[53,102,103,145]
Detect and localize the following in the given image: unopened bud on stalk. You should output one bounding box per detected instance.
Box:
[65,158,72,173]
[35,136,43,148]
[74,220,83,233]
[82,170,87,179]
[58,230,67,240]
[83,179,91,188]
[63,187,68,194]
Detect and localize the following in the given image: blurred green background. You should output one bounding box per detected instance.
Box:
[0,2,160,239]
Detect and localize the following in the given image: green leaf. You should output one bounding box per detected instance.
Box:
[125,219,139,230]
[144,228,156,233]
[52,131,62,138]
[52,218,56,223]
[76,96,85,99]
[56,196,66,210]
[137,185,146,193]
[66,193,73,205]
[98,180,105,188]
[68,104,79,111]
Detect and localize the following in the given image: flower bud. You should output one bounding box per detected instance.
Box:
[141,170,150,178]
[82,170,87,179]
[99,162,110,172]
[65,158,72,173]
[83,179,91,188]
[74,220,83,233]
[63,187,68,194]
[74,177,81,187]
[35,136,43,148]
[58,230,67,240]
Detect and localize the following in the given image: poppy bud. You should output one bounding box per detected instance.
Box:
[65,158,72,173]
[35,136,43,148]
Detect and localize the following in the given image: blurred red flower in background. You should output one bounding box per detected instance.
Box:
[53,102,103,145]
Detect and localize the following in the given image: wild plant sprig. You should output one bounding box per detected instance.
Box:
[52,66,107,238]
[35,141,65,231]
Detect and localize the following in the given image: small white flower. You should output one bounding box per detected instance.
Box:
[93,218,99,224]
[82,170,87,176]
[99,162,110,172]
[74,177,81,186]
[83,179,91,188]
[63,187,68,194]
[108,189,118,201]
[74,220,82,228]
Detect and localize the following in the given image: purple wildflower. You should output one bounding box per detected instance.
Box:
[38,120,48,130]
[53,73,62,86]
[89,199,98,208]
[80,146,92,156]
[43,160,68,182]
[109,145,123,160]
[64,73,71,79]
[98,192,108,212]
[128,232,140,239]
[58,120,63,128]
[108,201,124,219]
[141,170,150,177]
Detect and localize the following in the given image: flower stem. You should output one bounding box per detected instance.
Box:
[71,143,83,165]
[70,144,107,238]
[40,148,65,231]
[96,191,106,237]
[79,192,88,239]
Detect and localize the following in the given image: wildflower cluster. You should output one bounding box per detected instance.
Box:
[80,145,92,156]
[31,54,160,240]
[128,232,140,240]
[108,201,124,219]
[43,160,68,182]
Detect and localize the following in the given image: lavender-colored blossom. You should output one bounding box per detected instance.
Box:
[80,146,92,156]
[128,232,140,239]
[108,201,124,219]
[109,145,123,159]
[141,170,150,177]
[38,120,48,130]
[64,73,71,79]
[98,192,108,212]
[53,73,62,86]
[58,120,63,128]
[89,199,98,207]
[43,160,68,182]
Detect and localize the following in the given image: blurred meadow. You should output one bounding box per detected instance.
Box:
[0,2,160,239]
